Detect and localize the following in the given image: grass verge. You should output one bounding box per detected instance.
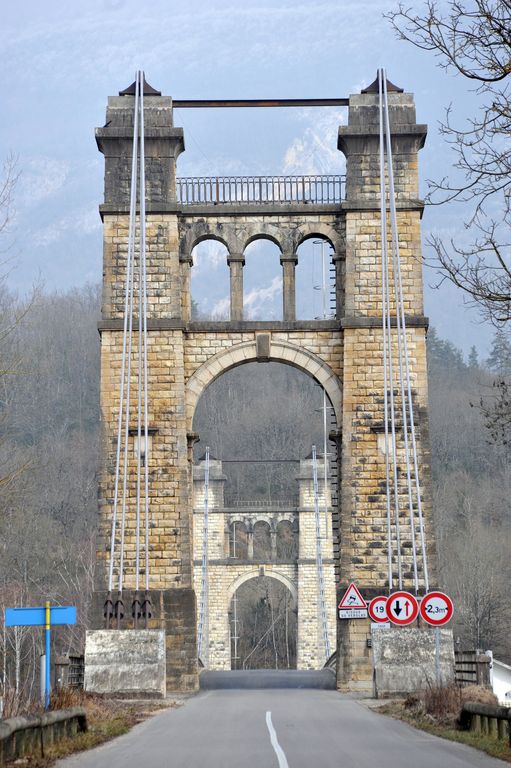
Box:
[10,690,180,767]
[377,700,511,764]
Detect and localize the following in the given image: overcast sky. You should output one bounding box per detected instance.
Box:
[0,0,495,355]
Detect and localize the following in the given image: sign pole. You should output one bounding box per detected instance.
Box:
[4,603,76,710]
[435,625,441,686]
[45,601,51,710]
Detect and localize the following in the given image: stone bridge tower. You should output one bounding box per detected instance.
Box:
[89,74,441,695]
[192,454,336,670]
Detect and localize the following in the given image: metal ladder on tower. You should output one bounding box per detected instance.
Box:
[312,445,331,661]
[197,447,210,663]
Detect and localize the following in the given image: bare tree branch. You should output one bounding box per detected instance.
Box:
[386,1,511,323]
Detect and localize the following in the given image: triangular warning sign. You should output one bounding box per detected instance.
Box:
[338,583,366,610]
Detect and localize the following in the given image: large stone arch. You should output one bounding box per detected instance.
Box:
[186,339,342,425]
[227,568,298,604]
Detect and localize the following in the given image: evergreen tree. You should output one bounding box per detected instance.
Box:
[427,327,466,375]
[486,329,511,376]
[468,346,479,369]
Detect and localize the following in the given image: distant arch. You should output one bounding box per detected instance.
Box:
[228,520,249,559]
[227,570,298,604]
[276,520,297,561]
[253,520,272,560]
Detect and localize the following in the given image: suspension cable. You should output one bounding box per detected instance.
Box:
[107,70,154,616]
[135,69,147,598]
[382,72,419,594]
[378,70,403,591]
[382,69,429,592]
[140,76,151,595]
[108,72,140,596]
[378,69,393,592]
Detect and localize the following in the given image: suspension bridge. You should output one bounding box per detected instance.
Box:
[83,69,454,701]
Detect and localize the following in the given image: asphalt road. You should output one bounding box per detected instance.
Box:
[57,689,509,768]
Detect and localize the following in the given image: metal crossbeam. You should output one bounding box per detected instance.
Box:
[173,98,349,108]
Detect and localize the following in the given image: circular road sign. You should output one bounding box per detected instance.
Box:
[420,591,453,626]
[387,591,419,625]
[368,596,388,623]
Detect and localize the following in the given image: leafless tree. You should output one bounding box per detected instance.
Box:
[386,1,511,324]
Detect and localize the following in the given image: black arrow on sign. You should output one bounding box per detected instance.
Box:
[394,601,402,616]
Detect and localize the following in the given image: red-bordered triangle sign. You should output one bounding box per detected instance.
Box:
[338,583,366,610]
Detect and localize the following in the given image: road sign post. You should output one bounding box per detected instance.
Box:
[4,604,76,709]
[45,602,50,709]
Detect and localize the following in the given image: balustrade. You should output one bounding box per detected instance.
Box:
[177,175,344,205]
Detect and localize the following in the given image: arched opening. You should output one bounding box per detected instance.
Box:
[228,520,249,559]
[253,520,272,560]
[276,519,298,561]
[243,239,282,320]
[193,361,334,503]
[190,238,230,319]
[229,576,297,670]
[191,355,340,671]
[295,237,335,320]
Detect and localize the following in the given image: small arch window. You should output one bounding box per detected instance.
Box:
[253,520,272,560]
[228,521,249,559]
[191,239,230,319]
[295,237,335,320]
[276,520,298,561]
[243,239,282,320]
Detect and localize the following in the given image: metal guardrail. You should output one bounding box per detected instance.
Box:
[177,175,344,205]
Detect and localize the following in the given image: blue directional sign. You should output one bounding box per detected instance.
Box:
[5,606,76,627]
[4,604,77,709]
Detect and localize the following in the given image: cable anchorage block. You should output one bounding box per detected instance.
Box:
[114,593,125,627]
[103,592,114,628]
[132,592,142,626]
[141,592,152,625]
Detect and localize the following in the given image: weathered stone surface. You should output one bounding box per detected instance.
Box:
[84,629,166,697]
[371,626,455,697]
[94,78,442,696]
